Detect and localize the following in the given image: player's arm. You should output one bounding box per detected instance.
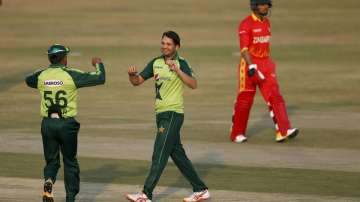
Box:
[128,59,155,86]
[177,69,197,89]
[128,66,145,86]
[241,49,264,79]
[239,21,251,63]
[241,50,253,66]
[67,57,106,88]
[25,69,43,89]
[168,59,197,89]
[239,21,254,68]
[239,22,264,79]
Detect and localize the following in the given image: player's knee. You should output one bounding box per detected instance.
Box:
[63,158,79,168]
[47,158,61,167]
[269,94,285,105]
[237,97,254,109]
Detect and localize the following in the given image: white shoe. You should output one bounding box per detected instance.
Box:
[125,192,152,202]
[287,128,299,139]
[183,189,210,202]
[234,134,247,143]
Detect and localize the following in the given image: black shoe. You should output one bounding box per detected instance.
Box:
[287,128,299,139]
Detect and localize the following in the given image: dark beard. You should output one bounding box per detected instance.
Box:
[259,11,268,17]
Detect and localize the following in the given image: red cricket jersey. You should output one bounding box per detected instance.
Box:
[238,13,271,59]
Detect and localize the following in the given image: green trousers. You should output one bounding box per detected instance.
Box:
[41,117,80,202]
[143,111,208,199]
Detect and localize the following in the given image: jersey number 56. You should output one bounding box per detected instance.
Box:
[44,90,68,108]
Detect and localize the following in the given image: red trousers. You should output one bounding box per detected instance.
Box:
[230,57,291,141]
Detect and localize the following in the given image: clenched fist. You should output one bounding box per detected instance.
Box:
[166,60,179,73]
[92,57,102,67]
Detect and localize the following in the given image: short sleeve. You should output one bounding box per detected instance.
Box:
[238,20,251,52]
[139,59,155,80]
[66,63,106,88]
[179,59,194,77]
[25,69,43,89]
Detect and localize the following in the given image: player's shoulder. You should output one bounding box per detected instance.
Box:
[178,56,187,62]
[28,68,46,79]
[178,57,192,69]
[178,55,190,64]
[38,66,60,77]
[62,66,84,74]
[239,15,253,28]
[34,68,46,74]
[240,15,253,24]
[149,55,163,64]
[154,55,164,61]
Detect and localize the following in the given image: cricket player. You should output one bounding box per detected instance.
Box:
[125,31,210,202]
[230,0,299,143]
[25,44,106,202]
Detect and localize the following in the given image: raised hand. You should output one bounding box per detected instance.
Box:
[128,65,138,76]
[92,57,102,67]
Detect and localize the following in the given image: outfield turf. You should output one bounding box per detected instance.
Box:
[1,152,360,198]
[0,0,359,201]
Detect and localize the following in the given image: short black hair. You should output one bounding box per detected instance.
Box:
[48,53,66,64]
[162,31,181,47]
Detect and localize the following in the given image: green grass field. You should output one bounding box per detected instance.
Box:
[0,0,359,201]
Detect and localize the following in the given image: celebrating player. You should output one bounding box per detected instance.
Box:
[230,0,299,143]
[125,31,210,202]
[25,44,106,202]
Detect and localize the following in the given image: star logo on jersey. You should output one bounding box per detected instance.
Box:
[158,126,165,134]
[155,82,163,100]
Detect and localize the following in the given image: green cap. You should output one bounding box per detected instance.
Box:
[47,44,70,55]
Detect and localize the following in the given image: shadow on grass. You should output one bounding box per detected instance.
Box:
[156,151,225,201]
[80,163,148,202]
[247,105,298,138]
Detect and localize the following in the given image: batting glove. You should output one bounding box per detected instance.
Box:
[248,64,257,77]
[248,64,265,80]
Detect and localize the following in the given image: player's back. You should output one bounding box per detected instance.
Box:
[37,66,78,118]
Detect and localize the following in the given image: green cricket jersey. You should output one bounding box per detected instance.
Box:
[25,63,105,118]
[139,53,194,114]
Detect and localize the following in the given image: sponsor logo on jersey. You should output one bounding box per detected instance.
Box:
[253,35,270,44]
[44,80,64,87]
[154,65,163,69]
[253,28,262,33]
